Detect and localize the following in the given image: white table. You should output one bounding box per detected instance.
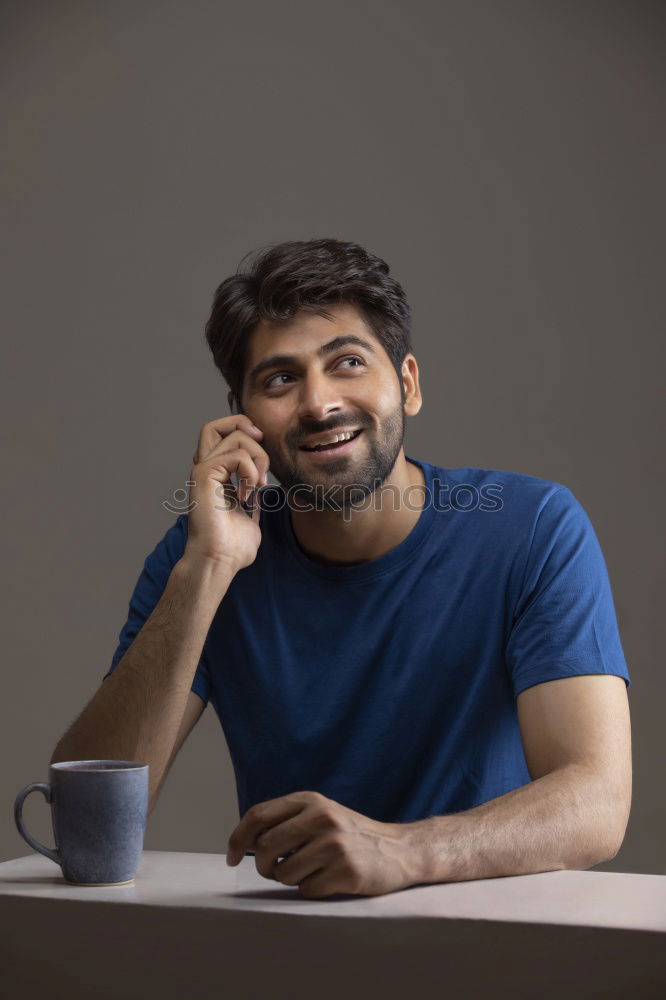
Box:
[1,850,665,998]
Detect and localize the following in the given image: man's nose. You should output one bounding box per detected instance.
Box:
[295,370,345,424]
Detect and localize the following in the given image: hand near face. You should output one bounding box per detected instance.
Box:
[226,790,415,899]
[185,415,270,574]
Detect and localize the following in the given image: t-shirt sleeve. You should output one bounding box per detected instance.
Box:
[102,514,211,706]
[505,486,631,699]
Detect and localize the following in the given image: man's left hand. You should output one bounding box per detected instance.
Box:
[226,790,417,898]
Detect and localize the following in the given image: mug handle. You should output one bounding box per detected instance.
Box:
[14,783,61,864]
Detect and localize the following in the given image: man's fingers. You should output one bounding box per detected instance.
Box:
[196,439,270,502]
[195,416,263,469]
[228,796,306,862]
[205,448,265,503]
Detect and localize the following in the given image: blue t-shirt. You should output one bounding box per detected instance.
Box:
[103,457,631,824]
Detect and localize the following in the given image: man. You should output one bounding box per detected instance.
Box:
[51,238,632,900]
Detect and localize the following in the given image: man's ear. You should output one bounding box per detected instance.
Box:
[227,390,234,413]
[402,355,422,417]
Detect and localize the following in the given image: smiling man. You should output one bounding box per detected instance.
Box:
[51,237,632,899]
[237,302,427,567]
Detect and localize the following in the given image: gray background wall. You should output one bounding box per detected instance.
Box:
[2,0,664,873]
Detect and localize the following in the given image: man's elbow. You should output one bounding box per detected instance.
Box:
[595,835,623,865]
[593,802,631,865]
[573,827,625,871]
[569,771,631,868]
[586,761,632,865]
[603,818,630,862]
[50,744,68,766]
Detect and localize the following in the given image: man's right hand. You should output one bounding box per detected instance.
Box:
[183,416,270,574]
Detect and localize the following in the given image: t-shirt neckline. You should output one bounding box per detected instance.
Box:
[278,456,440,582]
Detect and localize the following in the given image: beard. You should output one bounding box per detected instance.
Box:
[265,402,406,513]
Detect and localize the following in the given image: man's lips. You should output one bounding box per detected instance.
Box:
[298,427,363,450]
[298,428,364,460]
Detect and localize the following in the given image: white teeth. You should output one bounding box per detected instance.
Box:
[308,430,356,449]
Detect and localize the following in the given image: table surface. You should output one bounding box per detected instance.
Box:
[1,850,665,932]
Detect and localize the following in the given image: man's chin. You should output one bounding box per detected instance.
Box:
[293,450,359,476]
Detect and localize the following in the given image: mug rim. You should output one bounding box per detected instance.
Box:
[50,760,148,771]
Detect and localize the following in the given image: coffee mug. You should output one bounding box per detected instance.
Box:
[14,760,149,886]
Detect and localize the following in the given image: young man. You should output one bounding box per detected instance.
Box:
[51,238,632,900]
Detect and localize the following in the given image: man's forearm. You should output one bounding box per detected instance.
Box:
[50,554,234,810]
[400,764,623,886]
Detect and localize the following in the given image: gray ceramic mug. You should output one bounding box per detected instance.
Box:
[14,760,149,885]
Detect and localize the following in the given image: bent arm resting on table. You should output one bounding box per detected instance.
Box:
[401,675,632,885]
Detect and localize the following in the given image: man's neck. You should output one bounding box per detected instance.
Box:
[288,453,426,566]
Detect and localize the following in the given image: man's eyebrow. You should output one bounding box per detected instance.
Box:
[246,334,377,388]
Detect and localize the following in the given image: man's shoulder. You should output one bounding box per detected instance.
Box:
[419,460,583,571]
[420,458,570,511]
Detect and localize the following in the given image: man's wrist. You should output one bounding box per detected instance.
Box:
[392,818,443,886]
[175,549,239,589]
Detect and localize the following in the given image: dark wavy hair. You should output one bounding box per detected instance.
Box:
[204,238,413,412]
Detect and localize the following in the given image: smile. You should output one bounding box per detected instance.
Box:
[299,428,364,460]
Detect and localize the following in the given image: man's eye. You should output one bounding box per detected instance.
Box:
[265,373,293,389]
[264,357,364,390]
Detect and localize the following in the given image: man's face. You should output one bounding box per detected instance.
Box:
[239,304,416,509]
